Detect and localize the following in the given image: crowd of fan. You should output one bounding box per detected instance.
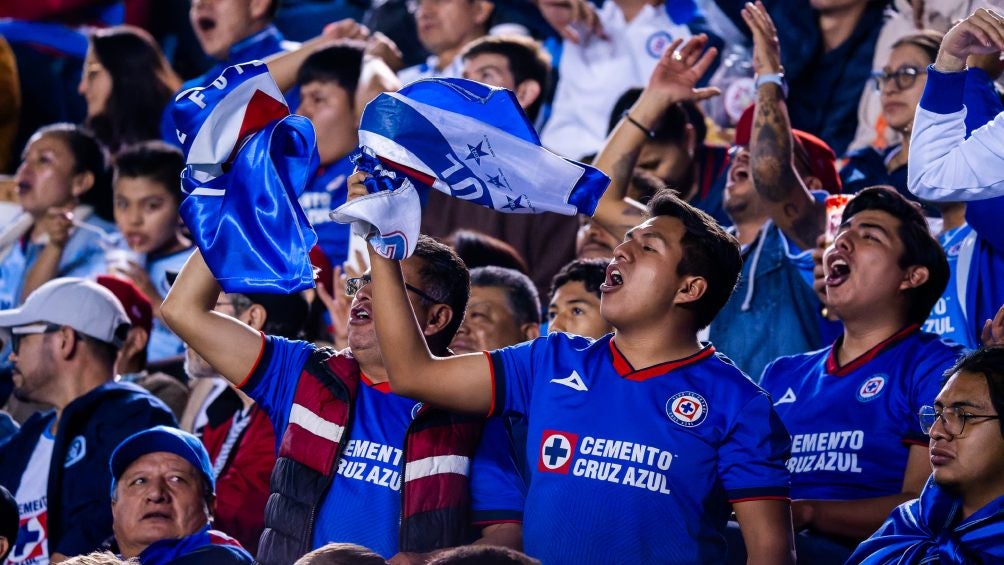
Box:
[0,0,1002,563]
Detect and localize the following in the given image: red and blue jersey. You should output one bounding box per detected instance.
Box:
[760,326,962,500]
[488,332,790,564]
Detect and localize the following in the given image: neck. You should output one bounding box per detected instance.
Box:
[151,234,192,259]
[51,366,112,433]
[612,320,702,368]
[357,356,389,384]
[960,485,1004,521]
[817,1,867,52]
[938,202,967,232]
[615,0,655,22]
[837,316,910,365]
[436,34,481,72]
[734,216,769,247]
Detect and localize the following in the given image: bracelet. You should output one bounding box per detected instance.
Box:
[623,112,656,139]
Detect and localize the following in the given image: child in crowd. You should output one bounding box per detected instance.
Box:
[547,258,612,339]
[110,141,193,362]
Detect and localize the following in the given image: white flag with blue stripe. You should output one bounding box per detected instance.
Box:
[331,78,608,259]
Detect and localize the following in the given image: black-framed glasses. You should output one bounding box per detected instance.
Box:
[345,274,443,304]
[918,405,1001,436]
[872,66,927,92]
[10,323,62,354]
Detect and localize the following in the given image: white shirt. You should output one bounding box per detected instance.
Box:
[398,55,465,85]
[540,1,692,159]
[7,433,54,565]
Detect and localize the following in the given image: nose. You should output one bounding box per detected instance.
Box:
[832,229,854,253]
[145,479,169,502]
[929,414,951,441]
[549,312,567,333]
[77,74,87,96]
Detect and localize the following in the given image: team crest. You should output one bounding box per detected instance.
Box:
[857,375,887,402]
[64,436,86,467]
[646,31,674,58]
[538,430,578,474]
[410,402,424,420]
[666,391,708,427]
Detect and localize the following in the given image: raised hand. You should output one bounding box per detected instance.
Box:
[537,0,607,45]
[982,304,1004,348]
[38,206,74,248]
[937,8,1004,72]
[742,1,783,75]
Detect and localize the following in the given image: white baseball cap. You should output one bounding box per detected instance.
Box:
[0,278,131,348]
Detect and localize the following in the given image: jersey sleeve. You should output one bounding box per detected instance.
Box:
[470,418,526,525]
[240,334,315,443]
[488,337,545,418]
[719,389,792,502]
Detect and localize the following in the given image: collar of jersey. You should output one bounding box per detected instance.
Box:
[608,339,716,381]
[825,323,921,377]
[360,371,393,393]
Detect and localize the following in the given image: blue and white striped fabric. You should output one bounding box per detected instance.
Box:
[331,78,608,260]
[171,60,319,293]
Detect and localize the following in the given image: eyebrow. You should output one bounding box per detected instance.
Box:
[934,400,984,410]
[640,231,667,245]
[840,220,891,237]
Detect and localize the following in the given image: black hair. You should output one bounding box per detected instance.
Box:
[426,545,540,565]
[608,88,708,145]
[550,258,609,301]
[461,35,551,121]
[842,186,949,325]
[296,542,388,565]
[413,234,471,346]
[296,43,366,104]
[647,189,741,329]
[88,25,179,153]
[113,141,185,204]
[945,347,1004,437]
[629,167,666,204]
[236,292,310,340]
[471,266,540,326]
[32,123,114,222]
[891,30,944,64]
[446,229,529,274]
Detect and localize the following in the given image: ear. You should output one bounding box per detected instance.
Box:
[421,303,455,337]
[243,303,268,331]
[520,322,540,341]
[57,326,81,360]
[899,265,930,291]
[249,0,271,20]
[0,537,8,559]
[473,0,494,26]
[71,170,95,198]
[802,175,823,191]
[118,327,149,370]
[673,275,708,307]
[514,79,542,111]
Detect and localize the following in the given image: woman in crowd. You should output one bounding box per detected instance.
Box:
[78,25,181,154]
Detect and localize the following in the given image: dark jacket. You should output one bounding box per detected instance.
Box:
[0,381,176,556]
[254,347,485,565]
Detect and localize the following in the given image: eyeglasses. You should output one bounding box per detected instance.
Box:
[872,66,927,92]
[918,405,1001,437]
[345,274,443,304]
[10,323,62,354]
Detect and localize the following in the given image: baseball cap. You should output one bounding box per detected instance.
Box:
[97,275,153,335]
[110,425,215,496]
[0,277,131,348]
[0,485,16,561]
[733,104,842,194]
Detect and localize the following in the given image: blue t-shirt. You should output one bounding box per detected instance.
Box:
[146,247,194,362]
[298,155,353,268]
[489,333,790,564]
[761,326,962,500]
[924,224,977,349]
[244,336,525,558]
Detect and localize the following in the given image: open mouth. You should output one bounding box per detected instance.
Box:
[600,265,623,292]
[350,306,371,322]
[16,182,31,196]
[196,17,216,32]
[825,256,850,287]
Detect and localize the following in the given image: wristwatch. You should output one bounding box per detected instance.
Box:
[754,72,788,98]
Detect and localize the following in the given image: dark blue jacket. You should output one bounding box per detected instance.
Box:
[0,381,176,557]
[137,525,253,565]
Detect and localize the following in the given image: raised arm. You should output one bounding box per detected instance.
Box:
[264,18,371,91]
[908,8,1004,202]
[160,249,264,387]
[591,34,719,240]
[743,1,823,251]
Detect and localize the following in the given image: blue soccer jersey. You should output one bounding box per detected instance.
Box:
[489,332,791,564]
[299,155,353,268]
[760,325,963,500]
[245,336,525,557]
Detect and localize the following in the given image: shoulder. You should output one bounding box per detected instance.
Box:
[900,331,964,367]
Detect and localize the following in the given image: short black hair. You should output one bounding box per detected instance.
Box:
[32,123,114,221]
[550,258,609,301]
[608,88,708,145]
[114,141,185,204]
[414,235,471,345]
[232,292,310,340]
[447,229,529,274]
[471,266,540,326]
[647,189,741,329]
[296,42,366,104]
[945,347,1004,437]
[842,186,949,325]
[891,30,944,64]
[461,35,551,121]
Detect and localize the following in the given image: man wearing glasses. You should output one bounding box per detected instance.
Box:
[849,347,1004,564]
[162,241,524,565]
[0,278,176,563]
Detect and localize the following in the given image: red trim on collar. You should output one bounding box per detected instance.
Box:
[825,324,921,377]
[608,339,716,382]
[360,372,393,393]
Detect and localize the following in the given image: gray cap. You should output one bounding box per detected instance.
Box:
[0,277,131,348]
